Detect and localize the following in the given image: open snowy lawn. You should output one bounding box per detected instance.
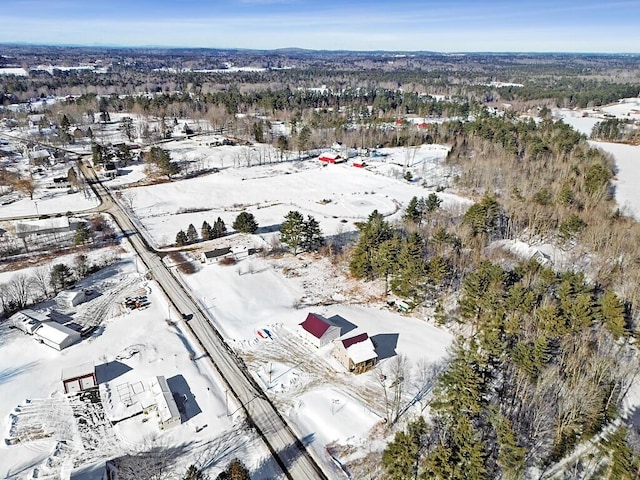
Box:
[124,147,469,248]
[179,249,454,471]
[590,141,640,221]
[0,261,278,480]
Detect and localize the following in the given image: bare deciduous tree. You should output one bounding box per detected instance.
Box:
[30,266,51,300]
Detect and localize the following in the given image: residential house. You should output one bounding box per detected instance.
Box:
[14,217,72,239]
[149,376,181,430]
[201,247,233,264]
[318,152,342,164]
[334,333,378,374]
[33,322,81,350]
[10,309,50,334]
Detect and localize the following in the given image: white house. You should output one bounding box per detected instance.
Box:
[201,247,233,264]
[10,309,50,334]
[298,313,341,348]
[28,149,52,165]
[150,376,181,430]
[33,322,81,350]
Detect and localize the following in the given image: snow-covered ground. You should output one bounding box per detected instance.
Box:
[0,254,280,480]
[117,143,466,248]
[554,98,640,220]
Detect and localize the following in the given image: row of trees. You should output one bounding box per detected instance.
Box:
[175,218,228,246]
[174,212,259,246]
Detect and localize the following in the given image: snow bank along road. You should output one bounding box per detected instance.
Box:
[78,161,329,480]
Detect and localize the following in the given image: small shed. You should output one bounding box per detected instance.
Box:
[334,333,378,374]
[62,363,97,393]
[201,247,232,264]
[33,322,81,350]
[150,376,181,430]
[298,313,341,348]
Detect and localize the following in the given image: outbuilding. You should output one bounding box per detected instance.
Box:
[298,313,341,348]
[318,152,342,164]
[62,363,97,393]
[33,321,81,350]
[59,288,95,308]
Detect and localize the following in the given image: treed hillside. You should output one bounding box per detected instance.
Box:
[352,115,640,478]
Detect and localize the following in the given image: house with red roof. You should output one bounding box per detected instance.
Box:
[298,313,341,348]
[334,333,378,374]
[318,152,342,164]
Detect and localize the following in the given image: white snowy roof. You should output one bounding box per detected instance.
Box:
[11,308,50,323]
[29,149,50,159]
[15,217,70,235]
[150,376,180,423]
[34,321,80,345]
[61,362,95,381]
[347,337,378,364]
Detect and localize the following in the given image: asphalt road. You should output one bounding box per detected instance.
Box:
[78,162,330,480]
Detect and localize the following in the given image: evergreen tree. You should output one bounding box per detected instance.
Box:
[423,192,442,213]
[213,217,227,238]
[50,263,73,293]
[216,458,251,480]
[74,222,92,246]
[118,116,135,142]
[147,146,180,178]
[372,235,401,295]
[302,215,323,252]
[349,210,394,280]
[201,221,212,241]
[183,465,204,480]
[176,230,188,246]
[403,196,423,224]
[391,233,426,303]
[233,212,258,234]
[599,290,627,339]
[280,210,305,254]
[491,410,526,480]
[382,416,429,480]
[186,223,198,244]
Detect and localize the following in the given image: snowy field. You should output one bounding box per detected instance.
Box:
[118,143,465,248]
[554,98,640,220]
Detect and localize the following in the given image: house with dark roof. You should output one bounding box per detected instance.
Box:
[334,333,378,374]
[201,247,233,264]
[298,313,341,348]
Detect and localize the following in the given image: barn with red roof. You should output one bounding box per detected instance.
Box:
[298,313,341,348]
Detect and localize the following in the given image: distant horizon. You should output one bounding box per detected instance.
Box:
[1,0,639,53]
[1,41,639,56]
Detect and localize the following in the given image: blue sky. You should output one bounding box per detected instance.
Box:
[1,0,639,52]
